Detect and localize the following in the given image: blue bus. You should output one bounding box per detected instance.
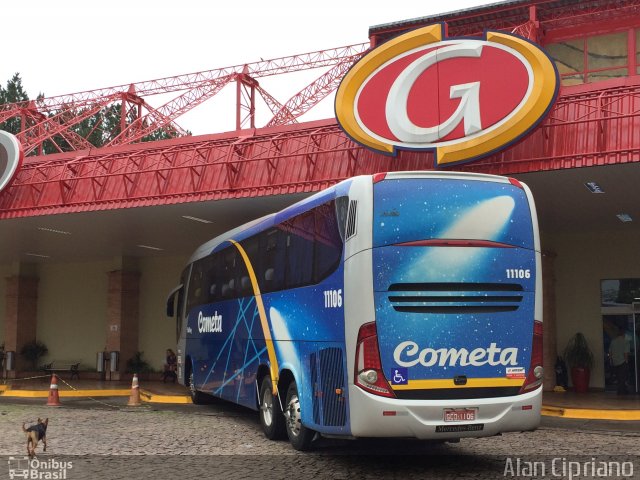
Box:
[167,171,543,450]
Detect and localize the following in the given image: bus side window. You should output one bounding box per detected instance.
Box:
[187,259,206,312]
[221,247,237,299]
[204,253,221,303]
[259,228,285,293]
[314,201,343,282]
[238,236,258,297]
[284,211,314,289]
[335,196,349,240]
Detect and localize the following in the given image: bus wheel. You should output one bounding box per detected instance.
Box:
[259,376,286,440]
[187,369,207,405]
[284,381,314,451]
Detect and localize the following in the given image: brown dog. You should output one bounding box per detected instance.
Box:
[22,418,48,458]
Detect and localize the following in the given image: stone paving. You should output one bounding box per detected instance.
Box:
[0,398,638,479]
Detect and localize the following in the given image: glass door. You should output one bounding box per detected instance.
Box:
[601,279,640,394]
[602,314,638,393]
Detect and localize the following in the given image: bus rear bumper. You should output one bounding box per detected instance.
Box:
[348,385,542,440]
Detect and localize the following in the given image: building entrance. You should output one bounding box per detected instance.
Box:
[601,279,640,394]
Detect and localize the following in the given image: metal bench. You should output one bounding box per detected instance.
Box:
[41,361,80,380]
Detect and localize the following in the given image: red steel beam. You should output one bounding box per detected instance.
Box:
[0,43,369,115]
[266,53,366,127]
[106,76,234,146]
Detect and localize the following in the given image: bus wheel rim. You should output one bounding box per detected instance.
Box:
[189,372,196,397]
[286,393,302,437]
[261,389,273,426]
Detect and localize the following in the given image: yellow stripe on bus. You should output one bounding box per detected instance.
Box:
[229,239,280,394]
[391,377,525,390]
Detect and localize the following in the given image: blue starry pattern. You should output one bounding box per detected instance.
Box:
[372,178,537,382]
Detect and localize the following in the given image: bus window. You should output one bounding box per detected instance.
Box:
[203,253,221,302]
[335,196,349,240]
[314,201,342,282]
[215,245,251,300]
[258,228,286,293]
[284,211,315,289]
[220,248,238,299]
[239,236,259,297]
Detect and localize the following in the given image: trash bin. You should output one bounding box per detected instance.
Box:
[109,351,119,372]
[5,351,15,371]
[96,351,105,373]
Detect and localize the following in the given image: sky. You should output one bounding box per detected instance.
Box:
[2,0,494,135]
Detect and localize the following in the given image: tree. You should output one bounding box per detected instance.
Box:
[0,73,29,134]
[1,73,184,153]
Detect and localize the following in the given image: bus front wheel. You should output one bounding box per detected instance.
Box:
[259,376,286,440]
[187,368,207,405]
[284,381,314,451]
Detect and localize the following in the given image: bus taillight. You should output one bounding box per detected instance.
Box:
[372,172,388,183]
[354,322,395,398]
[508,177,524,189]
[519,320,543,394]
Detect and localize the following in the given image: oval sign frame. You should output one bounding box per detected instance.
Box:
[0,130,23,194]
[335,24,559,167]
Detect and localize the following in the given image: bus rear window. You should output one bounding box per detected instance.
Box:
[373,178,534,249]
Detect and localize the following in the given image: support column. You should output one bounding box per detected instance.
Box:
[106,270,140,380]
[542,252,558,391]
[4,275,39,376]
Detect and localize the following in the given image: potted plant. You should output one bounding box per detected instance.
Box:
[125,351,153,380]
[20,340,48,371]
[563,332,594,393]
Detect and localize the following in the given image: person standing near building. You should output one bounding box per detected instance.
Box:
[163,349,177,383]
[609,327,631,395]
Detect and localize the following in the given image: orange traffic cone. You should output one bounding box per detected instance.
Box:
[127,373,141,406]
[46,374,62,406]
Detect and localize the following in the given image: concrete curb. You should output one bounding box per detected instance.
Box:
[0,387,191,404]
[139,389,192,404]
[542,405,640,421]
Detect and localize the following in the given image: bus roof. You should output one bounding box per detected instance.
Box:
[186,171,515,265]
[187,178,350,265]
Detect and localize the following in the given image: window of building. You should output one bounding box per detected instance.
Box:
[546,31,628,86]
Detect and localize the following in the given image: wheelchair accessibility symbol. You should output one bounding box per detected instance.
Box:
[391,367,408,385]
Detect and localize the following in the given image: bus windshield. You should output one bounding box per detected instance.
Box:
[373,178,534,250]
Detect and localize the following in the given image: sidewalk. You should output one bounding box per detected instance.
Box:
[0,376,192,404]
[2,377,640,419]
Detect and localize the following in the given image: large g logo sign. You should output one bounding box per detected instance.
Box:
[0,130,23,194]
[335,24,559,167]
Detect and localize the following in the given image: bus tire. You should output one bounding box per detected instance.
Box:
[187,367,208,405]
[284,381,314,451]
[259,376,286,440]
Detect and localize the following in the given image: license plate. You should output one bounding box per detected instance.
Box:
[443,408,477,422]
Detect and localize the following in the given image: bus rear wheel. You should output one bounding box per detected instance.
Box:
[259,376,286,440]
[284,381,314,451]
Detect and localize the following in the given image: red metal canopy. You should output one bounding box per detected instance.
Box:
[2,73,640,219]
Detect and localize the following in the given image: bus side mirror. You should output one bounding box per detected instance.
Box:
[166,284,183,317]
